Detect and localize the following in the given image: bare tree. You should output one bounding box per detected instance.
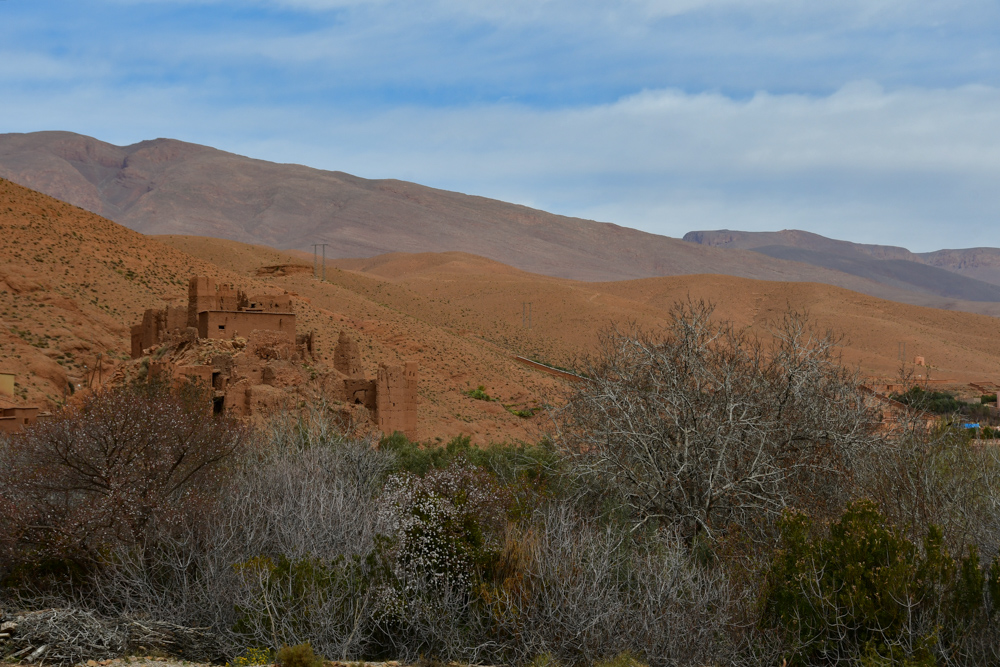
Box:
[0,380,247,569]
[562,300,882,541]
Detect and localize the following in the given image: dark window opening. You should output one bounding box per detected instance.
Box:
[218,325,225,330]
[213,396,224,415]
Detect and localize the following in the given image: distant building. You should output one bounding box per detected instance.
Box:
[0,375,42,434]
[131,276,296,358]
[128,277,418,438]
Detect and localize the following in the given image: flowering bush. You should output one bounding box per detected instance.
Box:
[378,464,511,592]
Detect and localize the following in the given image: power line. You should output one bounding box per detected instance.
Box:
[312,243,329,281]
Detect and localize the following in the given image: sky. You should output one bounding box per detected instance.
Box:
[2,0,1000,251]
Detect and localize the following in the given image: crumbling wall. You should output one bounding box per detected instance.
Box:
[215,283,245,312]
[187,276,217,327]
[248,294,292,312]
[376,361,418,439]
[344,378,377,411]
[334,331,363,378]
[198,311,296,341]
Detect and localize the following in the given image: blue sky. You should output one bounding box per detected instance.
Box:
[3,0,1000,251]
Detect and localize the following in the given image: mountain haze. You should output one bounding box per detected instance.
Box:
[685,229,1000,294]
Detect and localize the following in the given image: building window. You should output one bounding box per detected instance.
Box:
[219,325,225,330]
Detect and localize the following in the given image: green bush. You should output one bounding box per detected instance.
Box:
[464,385,492,401]
[766,499,1000,665]
[379,433,559,488]
[276,642,323,667]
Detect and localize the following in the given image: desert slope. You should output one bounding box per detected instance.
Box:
[154,238,1000,384]
[0,179,570,443]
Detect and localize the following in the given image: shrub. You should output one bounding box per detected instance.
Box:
[464,385,492,401]
[93,417,393,661]
[378,464,512,593]
[276,642,323,667]
[227,647,275,667]
[765,499,1000,665]
[0,378,247,586]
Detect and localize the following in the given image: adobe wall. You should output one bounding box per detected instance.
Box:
[188,276,218,327]
[248,294,292,312]
[131,306,189,358]
[0,373,13,397]
[345,378,377,411]
[216,283,244,312]
[334,331,363,377]
[376,361,418,439]
[0,407,40,434]
[198,311,296,341]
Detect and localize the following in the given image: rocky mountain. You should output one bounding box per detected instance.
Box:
[684,229,1000,300]
[3,131,1000,313]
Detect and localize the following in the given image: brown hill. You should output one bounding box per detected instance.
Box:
[5,131,999,319]
[685,229,1000,295]
[152,239,1000,386]
[0,179,569,444]
[323,251,1000,383]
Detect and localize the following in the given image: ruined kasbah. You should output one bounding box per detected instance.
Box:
[128,276,418,438]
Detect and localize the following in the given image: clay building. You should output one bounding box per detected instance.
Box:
[0,373,14,398]
[128,277,419,438]
[0,374,41,434]
[132,276,296,358]
[0,399,41,434]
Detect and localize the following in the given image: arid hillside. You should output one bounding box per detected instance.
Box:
[686,229,1000,293]
[0,179,565,444]
[5,131,1000,320]
[156,239,1000,385]
[325,252,1000,383]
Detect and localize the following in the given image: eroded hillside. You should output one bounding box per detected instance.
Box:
[0,180,564,443]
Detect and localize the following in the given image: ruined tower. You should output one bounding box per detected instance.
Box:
[376,361,418,439]
[188,276,217,327]
[334,331,363,378]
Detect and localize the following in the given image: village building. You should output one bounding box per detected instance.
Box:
[127,276,418,438]
[0,373,41,434]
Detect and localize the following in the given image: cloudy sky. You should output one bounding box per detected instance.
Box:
[2,0,999,251]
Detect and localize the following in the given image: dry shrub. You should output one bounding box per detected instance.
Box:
[490,503,739,667]
[0,379,247,587]
[90,414,394,661]
[562,300,881,543]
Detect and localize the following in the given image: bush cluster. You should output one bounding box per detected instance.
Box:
[5,303,1000,666]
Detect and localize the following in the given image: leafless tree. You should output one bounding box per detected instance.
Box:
[90,412,394,660]
[0,381,247,570]
[562,300,882,541]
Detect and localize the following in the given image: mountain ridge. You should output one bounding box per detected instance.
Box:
[3,131,1000,313]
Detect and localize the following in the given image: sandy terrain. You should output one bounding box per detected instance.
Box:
[4,175,1000,447]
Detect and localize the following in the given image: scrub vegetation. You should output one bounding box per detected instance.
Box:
[4,302,1000,666]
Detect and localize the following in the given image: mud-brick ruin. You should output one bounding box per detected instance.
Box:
[128,277,419,437]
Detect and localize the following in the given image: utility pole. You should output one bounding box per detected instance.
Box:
[522,302,532,329]
[312,243,328,281]
[898,341,906,362]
